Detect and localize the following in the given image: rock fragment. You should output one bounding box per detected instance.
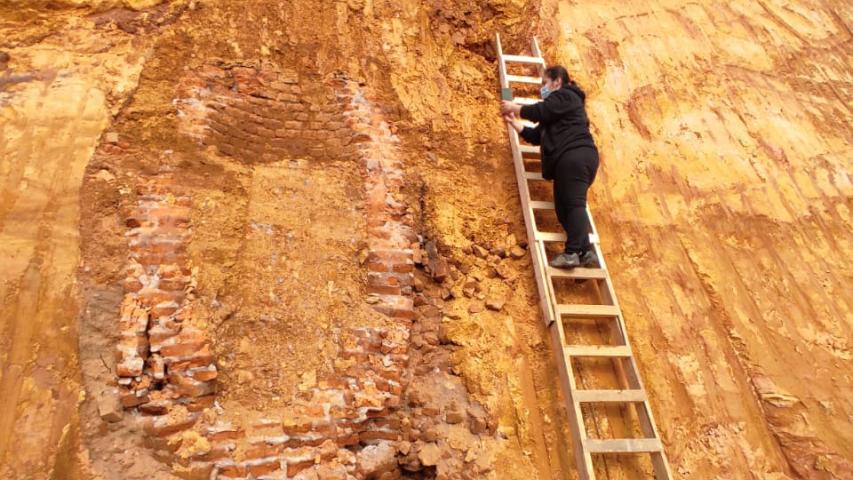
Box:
[485,296,505,311]
[357,441,397,477]
[425,241,449,282]
[418,442,441,466]
[494,260,515,280]
[445,403,466,424]
[98,390,123,422]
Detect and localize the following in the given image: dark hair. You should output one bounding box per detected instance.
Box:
[544,65,574,87]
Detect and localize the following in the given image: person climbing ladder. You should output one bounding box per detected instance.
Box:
[500,65,600,269]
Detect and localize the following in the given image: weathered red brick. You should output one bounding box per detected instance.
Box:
[206,424,245,441]
[160,339,205,358]
[244,457,282,476]
[120,388,149,408]
[244,442,283,460]
[143,412,198,437]
[217,462,247,478]
[358,430,399,442]
[186,395,216,412]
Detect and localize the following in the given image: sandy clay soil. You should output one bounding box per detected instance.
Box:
[0,0,851,479]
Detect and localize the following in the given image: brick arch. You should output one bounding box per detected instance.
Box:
[175,63,358,163]
[111,76,420,479]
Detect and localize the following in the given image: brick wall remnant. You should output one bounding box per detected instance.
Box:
[175,64,358,162]
[173,326,410,479]
[336,80,418,323]
[104,75,499,479]
[115,175,217,423]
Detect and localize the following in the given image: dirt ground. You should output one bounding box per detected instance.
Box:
[0,0,850,479]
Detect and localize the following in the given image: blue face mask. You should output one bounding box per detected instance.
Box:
[540,84,552,99]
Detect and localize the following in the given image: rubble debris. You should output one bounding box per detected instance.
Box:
[97,390,123,423]
[485,296,505,311]
[357,441,398,477]
[424,241,449,283]
[417,442,441,466]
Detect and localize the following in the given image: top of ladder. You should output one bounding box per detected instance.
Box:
[495,33,545,92]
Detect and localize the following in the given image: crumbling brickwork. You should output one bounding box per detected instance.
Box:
[172,326,410,479]
[109,79,429,479]
[176,64,358,162]
[116,175,218,417]
[336,79,418,323]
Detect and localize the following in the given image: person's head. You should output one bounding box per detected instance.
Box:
[540,65,572,99]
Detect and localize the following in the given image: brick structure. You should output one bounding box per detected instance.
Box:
[110,79,428,479]
[115,175,218,417]
[175,64,357,162]
[175,326,410,479]
[336,80,418,323]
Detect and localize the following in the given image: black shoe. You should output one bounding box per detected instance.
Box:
[550,252,580,269]
[580,250,599,268]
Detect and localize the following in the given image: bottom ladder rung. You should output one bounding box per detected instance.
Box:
[585,438,662,454]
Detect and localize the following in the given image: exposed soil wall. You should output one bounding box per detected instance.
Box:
[0,1,850,479]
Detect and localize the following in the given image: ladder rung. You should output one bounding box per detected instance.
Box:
[513,97,539,105]
[557,304,620,318]
[565,345,631,357]
[532,231,600,246]
[584,438,662,454]
[524,171,544,181]
[503,54,546,64]
[573,389,646,403]
[548,267,606,279]
[506,74,542,84]
[530,201,554,210]
[519,145,539,155]
[535,231,566,242]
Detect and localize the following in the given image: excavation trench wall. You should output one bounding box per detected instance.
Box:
[0,1,850,480]
[77,49,507,478]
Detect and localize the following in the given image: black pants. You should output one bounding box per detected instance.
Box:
[553,146,599,254]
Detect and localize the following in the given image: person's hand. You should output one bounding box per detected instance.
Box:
[503,112,522,132]
[500,100,521,116]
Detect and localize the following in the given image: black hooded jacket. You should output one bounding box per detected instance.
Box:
[519,83,596,180]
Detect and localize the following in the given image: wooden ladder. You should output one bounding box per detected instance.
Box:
[495,34,673,480]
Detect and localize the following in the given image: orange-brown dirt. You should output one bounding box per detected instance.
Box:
[0,1,851,479]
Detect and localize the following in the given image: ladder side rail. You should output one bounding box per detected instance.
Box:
[549,318,595,480]
[531,37,545,77]
[535,33,671,479]
[620,354,674,480]
[584,198,673,480]
[496,33,508,87]
[496,34,557,326]
[581,136,673,480]
[498,34,595,480]
[507,123,558,325]
[585,206,611,273]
